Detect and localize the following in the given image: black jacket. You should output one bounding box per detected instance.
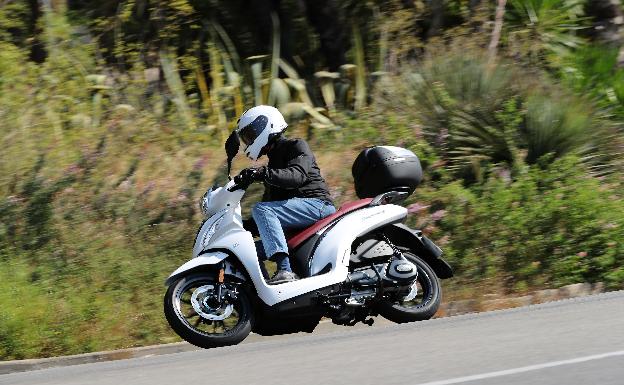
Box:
[262,136,332,204]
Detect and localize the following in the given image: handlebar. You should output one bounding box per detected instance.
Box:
[226,167,265,192]
[226,178,252,192]
[227,183,245,192]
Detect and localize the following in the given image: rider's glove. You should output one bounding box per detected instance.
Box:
[250,166,267,182]
[234,167,266,187]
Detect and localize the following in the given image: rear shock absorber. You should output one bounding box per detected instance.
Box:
[380,233,405,260]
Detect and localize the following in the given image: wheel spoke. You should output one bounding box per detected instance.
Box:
[397,275,432,308]
[171,277,249,337]
[223,318,234,329]
[187,309,198,318]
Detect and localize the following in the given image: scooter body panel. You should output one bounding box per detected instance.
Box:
[308,204,406,276]
[168,179,409,307]
[164,252,246,286]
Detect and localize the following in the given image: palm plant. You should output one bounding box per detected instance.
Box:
[383,53,615,180]
[522,95,590,163]
[387,54,522,176]
[446,101,522,175]
[505,0,587,65]
[560,45,624,115]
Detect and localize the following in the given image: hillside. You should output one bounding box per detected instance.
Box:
[1,0,624,359]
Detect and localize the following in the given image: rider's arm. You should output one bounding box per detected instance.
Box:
[264,140,313,189]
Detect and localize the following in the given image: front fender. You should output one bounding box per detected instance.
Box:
[384,223,454,279]
[165,251,246,286]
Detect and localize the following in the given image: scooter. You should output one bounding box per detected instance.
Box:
[163,136,453,348]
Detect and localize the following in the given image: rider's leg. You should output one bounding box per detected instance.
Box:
[252,198,336,273]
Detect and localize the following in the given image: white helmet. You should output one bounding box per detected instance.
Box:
[236,105,287,160]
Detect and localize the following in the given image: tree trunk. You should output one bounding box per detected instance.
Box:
[488,0,507,66]
[28,0,47,62]
[469,0,482,15]
[427,0,445,37]
[305,0,349,71]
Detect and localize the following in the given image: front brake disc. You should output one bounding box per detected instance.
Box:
[190,284,234,320]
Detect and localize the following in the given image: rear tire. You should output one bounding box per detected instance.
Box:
[378,252,441,323]
[164,273,253,348]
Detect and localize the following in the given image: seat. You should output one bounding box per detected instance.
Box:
[286,198,373,250]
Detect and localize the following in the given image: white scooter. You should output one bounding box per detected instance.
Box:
[163,135,453,348]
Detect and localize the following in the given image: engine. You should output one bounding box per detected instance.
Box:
[347,259,417,300]
[386,259,418,283]
[348,237,418,290]
[344,265,382,306]
[327,244,418,326]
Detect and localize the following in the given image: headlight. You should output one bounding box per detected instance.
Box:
[200,190,212,216]
[201,214,224,249]
[199,185,219,217]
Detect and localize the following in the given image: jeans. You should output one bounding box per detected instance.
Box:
[253,198,336,272]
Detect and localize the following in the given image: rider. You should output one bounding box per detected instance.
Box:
[234,105,336,284]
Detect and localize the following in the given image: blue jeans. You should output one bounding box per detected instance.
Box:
[253,198,336,272]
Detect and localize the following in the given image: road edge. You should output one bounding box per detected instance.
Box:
[0,281,608,375]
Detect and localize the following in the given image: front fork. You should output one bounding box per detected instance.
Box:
[210,262,239,308]
[216,263,225,300]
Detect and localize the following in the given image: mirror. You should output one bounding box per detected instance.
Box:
[224,130,240,180]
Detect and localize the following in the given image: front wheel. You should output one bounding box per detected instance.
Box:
[164,273,253,348]
[378,252,442,323]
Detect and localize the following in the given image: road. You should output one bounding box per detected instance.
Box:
[2,291,623,385]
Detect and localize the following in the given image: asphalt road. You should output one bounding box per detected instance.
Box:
[2,291,624,385]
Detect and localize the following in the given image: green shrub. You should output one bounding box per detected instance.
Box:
[561,45,624,116]
[381,53,619,181]
[380,54,522,179]
[522,95,591,163]
[505,0,587,66]
[410,156,624,292]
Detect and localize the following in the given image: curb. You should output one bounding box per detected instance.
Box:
[435,282,605,318]
[0,282,607,375]
[0,342,199,375]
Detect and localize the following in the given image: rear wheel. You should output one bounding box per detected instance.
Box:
[164,273,252,348]
[378,252,441,323]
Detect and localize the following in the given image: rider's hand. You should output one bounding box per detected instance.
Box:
[234,167,266,187]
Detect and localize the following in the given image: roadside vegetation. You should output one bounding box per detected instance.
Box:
[1,0,623,359]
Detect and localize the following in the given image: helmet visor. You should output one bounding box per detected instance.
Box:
[239,115,268,146]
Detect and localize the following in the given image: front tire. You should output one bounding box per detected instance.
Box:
[378,252,442,323]
[164,273,253,348]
